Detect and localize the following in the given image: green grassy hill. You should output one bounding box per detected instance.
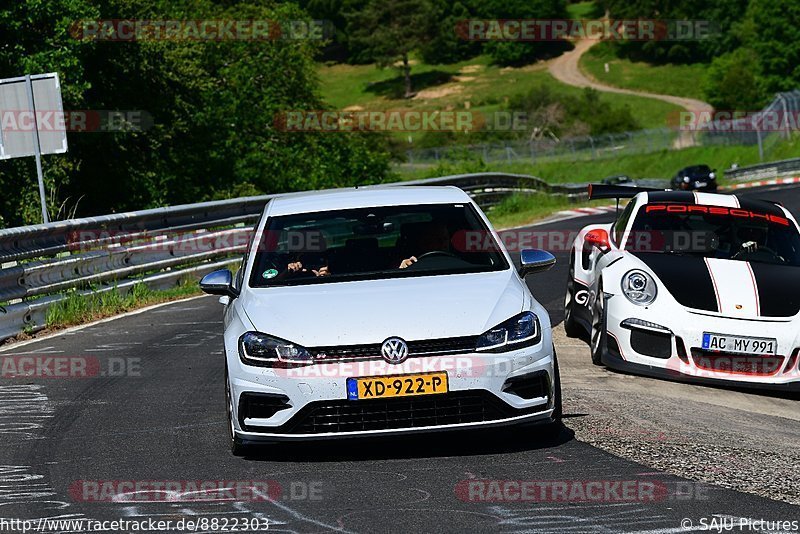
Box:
[318,54,680,143]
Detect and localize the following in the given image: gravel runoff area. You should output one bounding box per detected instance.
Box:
[554,328,800,506]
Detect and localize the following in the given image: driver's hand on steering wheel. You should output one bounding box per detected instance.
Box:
[399,256,417,269]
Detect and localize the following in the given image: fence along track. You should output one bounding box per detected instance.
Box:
[0,173,593,341]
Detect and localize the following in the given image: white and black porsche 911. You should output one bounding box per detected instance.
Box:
[564,184,800,391]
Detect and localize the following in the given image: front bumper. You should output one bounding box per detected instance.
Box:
[228,342,557,442]
[604,295,800,392]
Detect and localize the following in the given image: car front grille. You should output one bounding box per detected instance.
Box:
[254,390,547,434]
[308,336,479,362]
[690,349,785,376]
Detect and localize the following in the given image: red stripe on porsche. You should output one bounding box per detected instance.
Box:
[746,262,761,317]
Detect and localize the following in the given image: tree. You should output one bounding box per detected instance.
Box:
[0,0,392,226]
[479,0,570,66]
[347,0,436,98]
[703,48,766,110]
[601,0,749,64]
[296,0,370,62]
[419,0,481,65]
[738,0,800,94]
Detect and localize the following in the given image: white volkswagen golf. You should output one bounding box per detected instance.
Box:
[200,186,560,454]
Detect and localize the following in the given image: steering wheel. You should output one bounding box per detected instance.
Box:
[416,250,459,261]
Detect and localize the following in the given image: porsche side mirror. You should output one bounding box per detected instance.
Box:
[200,269,238,298]
[518,249,556,277]
[585,229,611,252]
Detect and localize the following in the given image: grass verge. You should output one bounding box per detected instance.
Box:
[579,42,708,101]
[566,1,603,19]
[44,279,202,330]
[398,134,800,184]
[488,193,598,229]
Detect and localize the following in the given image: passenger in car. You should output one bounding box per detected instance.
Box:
[277,230,330,278]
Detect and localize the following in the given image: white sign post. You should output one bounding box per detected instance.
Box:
[0,73,68,224]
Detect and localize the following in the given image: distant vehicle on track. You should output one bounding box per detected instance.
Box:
[601,174,632,186]
[671,164,718,192]
[565,184,800,392]
[201,186,561,454]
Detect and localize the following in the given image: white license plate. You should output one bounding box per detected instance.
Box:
[702,333,777,355]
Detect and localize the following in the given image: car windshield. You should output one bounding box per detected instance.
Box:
[249,203,509,286]
[626,203,800,267]
[684,165,710,175]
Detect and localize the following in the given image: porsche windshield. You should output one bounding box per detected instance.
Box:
[627,203,800,267]
[249,203,509,286]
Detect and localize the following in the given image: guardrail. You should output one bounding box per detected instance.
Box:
[724,157,800,182]
[0,172,586,341]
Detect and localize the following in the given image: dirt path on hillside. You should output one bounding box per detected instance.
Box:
[548,39,713,148]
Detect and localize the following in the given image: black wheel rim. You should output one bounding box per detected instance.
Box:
[591,291,603,354]
[564,268,575,321]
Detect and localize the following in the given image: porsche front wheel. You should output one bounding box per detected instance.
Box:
[590,282,607,366]
[563,257,583,338]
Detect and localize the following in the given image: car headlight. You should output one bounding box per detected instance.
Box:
[238,331,314,367]
[709,172,716,179]
[476,311,540,352]
[621,270,657,306]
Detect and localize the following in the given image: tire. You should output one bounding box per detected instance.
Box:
[563,256,583,338]
[225,368,250,457]
[550,346,563,421]
[590,281,607,366]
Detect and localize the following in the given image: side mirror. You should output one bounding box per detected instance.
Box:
[585,229,611,252]
[200,269,238,298]
[518,249,556,277]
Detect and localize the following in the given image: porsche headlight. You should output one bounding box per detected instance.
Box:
[621,270,657,306]
[476,312,540,352]
[238,331,313,367]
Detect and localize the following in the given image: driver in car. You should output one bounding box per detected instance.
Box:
[398,221,452,269]
[736,225,768,256]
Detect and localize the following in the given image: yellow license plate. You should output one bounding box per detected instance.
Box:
[346,372,448,400]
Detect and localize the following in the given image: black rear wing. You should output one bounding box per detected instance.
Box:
[588,184,663,200]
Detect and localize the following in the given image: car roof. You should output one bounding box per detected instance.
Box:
[641,190,787,216]
[266,185,473,217]
[680,165,710,172]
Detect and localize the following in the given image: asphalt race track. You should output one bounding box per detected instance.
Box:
[1,185,798,533]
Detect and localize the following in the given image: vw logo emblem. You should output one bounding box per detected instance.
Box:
[381,337,408,364]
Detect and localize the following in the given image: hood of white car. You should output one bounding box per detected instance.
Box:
[239,270,525,346]
[629,252,800,319]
